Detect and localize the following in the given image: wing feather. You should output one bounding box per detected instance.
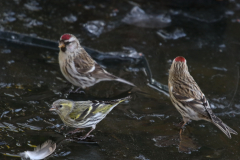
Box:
[171,75,210,119]
[73,48,96,74]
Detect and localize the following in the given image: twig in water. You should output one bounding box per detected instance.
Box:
[43,120,55,126]
[227,66,239,108]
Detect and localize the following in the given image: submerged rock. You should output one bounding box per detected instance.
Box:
[62,14,78,23]
[83,20,105,37]
[122,6,171,28]
[157,28,186,40]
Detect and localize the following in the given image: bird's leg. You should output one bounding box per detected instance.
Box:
[66,128,83,135]
[66,85,85,94]
[61,125,67,130]
[74,88,81,92]
[66,85,74,94]
[72,87,85,94]
[173,120,185,128]
[179,124,186,140]
[60,125,66,132]
[78,126,95,140]
[179,121,184,125]
[68,87,86,94]
[179,118,189,140]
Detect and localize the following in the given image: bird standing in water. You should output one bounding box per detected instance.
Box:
[58,33,135,92]
[49,96,130,140]
[168,56,237,139]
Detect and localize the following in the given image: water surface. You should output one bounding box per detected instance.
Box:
[0,0,240,159]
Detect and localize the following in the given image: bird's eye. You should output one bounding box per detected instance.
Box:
[59,105,63,108]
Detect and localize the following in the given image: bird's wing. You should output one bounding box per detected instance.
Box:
[73,49,96,74]
[68,98,128,121]
[171,77,210,118]
[74,52,117,79]
[68,102,92,121]
[73,49,135,86]
[90,97,129,115]
[201,95,225,124]
[91,63,118,79]
[68,101,107,121]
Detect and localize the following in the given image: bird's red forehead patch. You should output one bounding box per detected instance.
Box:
[175,56,185,62]
[61,34,71,40]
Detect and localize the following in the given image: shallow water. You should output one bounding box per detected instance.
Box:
[0,0,240,159]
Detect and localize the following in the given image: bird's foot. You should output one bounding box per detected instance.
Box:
[179,121,184,125]
[76,134,94,141]
[66,87,74,95]
[61,125,67,130]
[180,122,187,132]
[77,137,85,141]
[70,88,85,94]
[180,126,186,133]
[87,135,94,138]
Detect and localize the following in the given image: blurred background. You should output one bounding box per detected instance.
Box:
[0,0,240,159]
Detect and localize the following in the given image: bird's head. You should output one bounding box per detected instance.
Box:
[50,99,74,117]
[59,34,80,53]
[169,56,188,75]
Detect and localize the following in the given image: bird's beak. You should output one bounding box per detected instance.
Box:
[58,42,65,49]
[49,105,57,111]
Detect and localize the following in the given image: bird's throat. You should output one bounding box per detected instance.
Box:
[61,47,66,52]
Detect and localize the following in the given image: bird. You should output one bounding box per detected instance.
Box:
[58,33,135,92]
[49,96,130,140]
[168,56,238,139]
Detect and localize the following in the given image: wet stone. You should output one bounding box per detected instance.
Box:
[62,14,78,23]
[83,20,105,37]
[157,28,186,40]
[122,6,171,28]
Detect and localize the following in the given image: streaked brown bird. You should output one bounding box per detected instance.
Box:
[58,33,135,92]
[168,56,237,139]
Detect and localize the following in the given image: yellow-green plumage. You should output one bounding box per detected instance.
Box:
[50,96,130,139]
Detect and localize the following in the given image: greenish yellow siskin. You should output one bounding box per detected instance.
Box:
[50,96,130,139]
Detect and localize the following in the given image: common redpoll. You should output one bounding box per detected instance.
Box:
[58,34,135,91]
[49,96,130,140]
[168,56,237,138]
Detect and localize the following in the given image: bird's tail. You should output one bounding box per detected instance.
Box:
[109,95,132,104]
[114,77,135,87]
[113,76,152,96]
[211,115,238,139]
[102,71,135,87]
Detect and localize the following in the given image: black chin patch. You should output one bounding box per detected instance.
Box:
[61,47,66,52]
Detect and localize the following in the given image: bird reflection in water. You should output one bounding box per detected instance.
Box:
[153,131,200,154]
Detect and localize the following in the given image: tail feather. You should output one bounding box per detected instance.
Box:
[213,122,231,138]
[102,71,135,87]
[212,116,238,139]
[226,125,238,135]
[115,77,135,87]
[205,104,237,139]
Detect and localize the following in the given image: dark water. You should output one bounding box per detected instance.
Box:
[1,0,240,159]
